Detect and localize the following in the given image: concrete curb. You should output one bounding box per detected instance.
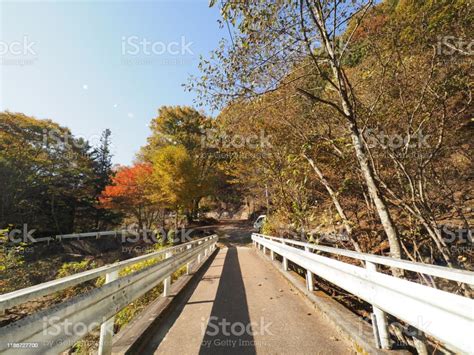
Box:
[254,247,409,355]
[111,247,218,354]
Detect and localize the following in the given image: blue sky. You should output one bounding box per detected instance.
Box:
[0,0,226,165]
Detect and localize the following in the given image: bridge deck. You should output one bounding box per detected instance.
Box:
[143,246,353,354]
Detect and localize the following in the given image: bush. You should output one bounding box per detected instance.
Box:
[57,260,97,278]
[167,229,176,246]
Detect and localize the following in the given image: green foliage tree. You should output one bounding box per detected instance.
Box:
[90,129,118,229]
[0,112,116,236]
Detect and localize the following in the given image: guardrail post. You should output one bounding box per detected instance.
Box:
[196,240,202,263]
[263,245,266,255]
[304,247,314,291]
[270,249,275,260]
[163,251,172,297]
[185,244,192,274]
[366,261,390,349]
[282,241,288,271]
[98,270,119,355]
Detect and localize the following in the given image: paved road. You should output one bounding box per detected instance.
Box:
[143,221,353,354]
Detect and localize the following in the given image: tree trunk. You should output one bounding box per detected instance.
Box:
[303,154,362,253]
[192,197,201,220]
[310,2,403,264]
[349,125,402,259]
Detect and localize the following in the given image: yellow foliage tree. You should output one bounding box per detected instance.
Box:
[150,145,203,222]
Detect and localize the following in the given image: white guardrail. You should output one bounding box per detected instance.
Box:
[0,235,218,354]
[252,233,474,354]
[56,230,129,241]
[7,230,150,244]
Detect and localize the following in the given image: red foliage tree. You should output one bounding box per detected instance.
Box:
[100,163,160,228]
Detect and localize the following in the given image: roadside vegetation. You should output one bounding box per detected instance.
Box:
[187,0,473,279]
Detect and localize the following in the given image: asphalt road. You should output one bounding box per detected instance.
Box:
[143,221,354,354]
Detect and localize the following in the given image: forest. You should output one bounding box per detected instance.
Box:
[188,0,473,275]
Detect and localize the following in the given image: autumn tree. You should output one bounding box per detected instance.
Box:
[0,112,115,235]
[100,163,163,229]
[188,0,472,274]
[150,145,209,223]
[141,106,220,220]
[188,0,407,259]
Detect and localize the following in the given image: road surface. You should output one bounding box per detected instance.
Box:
[143,221,354,354]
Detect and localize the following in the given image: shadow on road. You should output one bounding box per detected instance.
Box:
[199,246,256,355]
[140,249,219,353]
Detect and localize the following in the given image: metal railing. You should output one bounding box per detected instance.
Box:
[56,230,129,241]
[252,233,474,354]
[0,235,218,354]
[2,229,178,244]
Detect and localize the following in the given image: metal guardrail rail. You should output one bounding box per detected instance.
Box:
[252,233,474,354]
[2,229,167,244]
[56,230,129,241]
[254,234,474,285]
[0,235,218,354]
